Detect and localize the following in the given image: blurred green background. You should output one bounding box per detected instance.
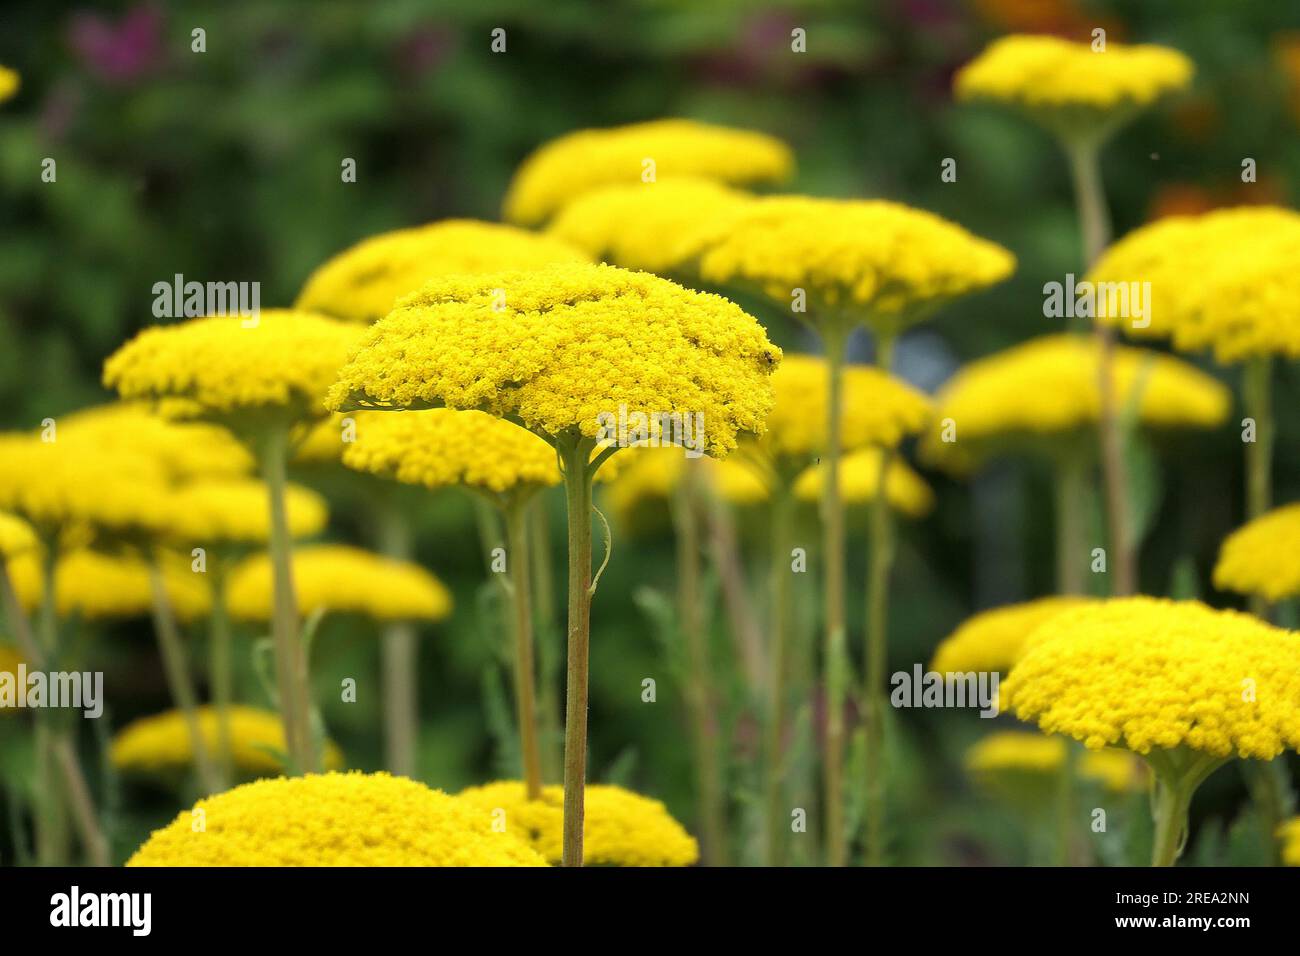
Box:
[2,0,1300,865]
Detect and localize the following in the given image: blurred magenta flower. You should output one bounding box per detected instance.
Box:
[69,5,163,85]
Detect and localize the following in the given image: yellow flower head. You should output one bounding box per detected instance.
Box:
[165,478,328,549]
[104,310,365,428]
[59,403,253,482]
[0,645,25,713]
[9,549,211,622]
[457,780,698,866]
[955,34,1193,136]
[547,177,754,272]
[605,448,768,533]
[0,431,170,540]
[693,197,1015,334]
[503,118,793,225]
[758,354,932,466]
[295,219,589,323]
[1213,503,1300,603]
[0,66,18,103]
[227,544,452,622]
[342,409,559,499]
[930,596,1092,675]
[793,449,934,519]
[1088,206,1300,363]
[327,263,781,460]
[0,512,38,561]
[923,334,1229,469]
[127,771,548,866]
[1002,597,1300,759]
[1282,817,1300,867]
[965,731,1145,794]
[112,705,343,778]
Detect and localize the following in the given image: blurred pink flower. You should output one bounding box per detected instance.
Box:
[68,5,164,85]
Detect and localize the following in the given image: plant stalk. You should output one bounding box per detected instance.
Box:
[764,482,794,866]
[821,325,849,866]
[258,424,313,774]
[560,437,595,866]
[376,500,419,778]
[208,560,234,787]
[505,501,544,799]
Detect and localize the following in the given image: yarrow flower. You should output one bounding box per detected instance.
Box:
[930,597,1092,675]
[1087,206,1300,363]
[604,447,768,534]
[1213,503,1300,603]
[793,449,934,519]
[546,177,753,272]
[1003,597,1300,760]
[922,334,1230,470]
[164,478,328,549]
[127,772,548,866]
[104,310,364,428]
[0,645,24,713]
[954,34,1193,139]
[0,512,38,561]
[503,118,793,225]
[691,196,1015,338]
[328,262,780,460]
[965,731,1145,794]
[8,548,210,621]
[754,354,932,467]
[457,781,699,866]
[111,705,345,778]
[295,219,589,323]
[226,544,452,623]
[341,409,560,501]
[1282,818,1300,867]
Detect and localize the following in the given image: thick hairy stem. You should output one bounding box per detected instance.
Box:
[505,502,544,800]
[1148,751,1225,867]
[530,501,563,783]
[674,463,728,866]
[1054,454,1088,596]
[764,484,794,866]
[258,425,313,774]
[1065,138,1133,597]
[560,439,595,866]
[376,501,419,778]
[208,561,234,788]
[148,560,221,794]
[822,327,848,866]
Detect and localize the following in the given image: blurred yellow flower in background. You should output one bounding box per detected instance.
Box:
[965,730,1145,794]
[112,705,344,778]
[226,544,452,622]
[9,548,210,621]
[295,219,589,323]
[503,118,793,225]
[165,478,328,548]
[931,596,1092,675]
[1213,502,1300,603]
[0,66,18,103]
[457,780,699,866]
[793,449,934,519]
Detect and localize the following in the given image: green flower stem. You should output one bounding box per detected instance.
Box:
[1,558,107,866]
[208,560,234,788]
[863,331,897,867]
[560,436,596,867]
[1054,740,1079,866]
[1147,749,1226,867]
[764,481,794,867]
[672,461,728,866]
[702,477,764,696]
[530,500,563,783]
[1064,137,1134,597]
[35,545,71,865]
[257,424,313,774]
[1243,355,1274,609]
[1240,355,1287,863]
[376,500,419,778]
[1054,452,1089,596]
[147,557,221,794]
[504,500,544,800]
[821,324,849,867]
